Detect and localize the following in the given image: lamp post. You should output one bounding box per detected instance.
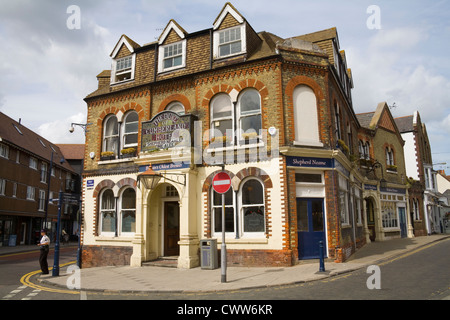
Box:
[68,122,89,268]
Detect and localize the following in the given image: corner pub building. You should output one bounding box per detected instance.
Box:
[81,3,367,268]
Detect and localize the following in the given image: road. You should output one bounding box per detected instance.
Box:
[0,238,449,301]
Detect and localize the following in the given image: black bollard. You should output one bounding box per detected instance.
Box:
[319,241,325,272]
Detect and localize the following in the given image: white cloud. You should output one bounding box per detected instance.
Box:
[37,112,86,144]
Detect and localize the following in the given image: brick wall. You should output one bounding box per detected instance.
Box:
[82,245,133,268]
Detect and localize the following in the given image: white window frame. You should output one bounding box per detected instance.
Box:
[0,144,9,159]
[118,187,136,236]
[40,162,48,183]
[165,102,185,115]
[26,186,35,201]
[99,189,116,237]
[38,190,46,212]
[111,54,136,85]
[211,187,235,238]
[0,179,5,196]
[103,115,120,156]
[339,175,350,226]
[293,85,322,147]
[158,40,186,73]
[29,157,38,170]
[381,200,399,230]
[238,178,266,238]
[237,89,262,146]
[12,183,17,198]
[413,199,420,221]
[213,25,246,59]
[354,187,363,226]
[386,148,394,166]
[122,111,139,149]
[210,93,235,147]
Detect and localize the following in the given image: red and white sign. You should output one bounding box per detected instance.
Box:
[212,172,232,194]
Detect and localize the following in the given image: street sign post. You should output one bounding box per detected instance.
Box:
[212,171,231,283]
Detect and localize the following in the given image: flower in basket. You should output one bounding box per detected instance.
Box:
[101,151,115,157]
[120,148,136,155]
[242,132,258,140]
[212,136,230,143]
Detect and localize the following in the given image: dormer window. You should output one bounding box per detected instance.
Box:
[219,27,242,57]
[164,43,183,69]
[214,25,246,59]
[114,55,134,82]
[212,3,247,60]
[158,40,186,73]
[110,35,139,85]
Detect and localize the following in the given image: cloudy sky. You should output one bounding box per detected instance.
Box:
[0,0,449,173]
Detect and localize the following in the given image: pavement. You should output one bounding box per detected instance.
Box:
[2,234,449,294]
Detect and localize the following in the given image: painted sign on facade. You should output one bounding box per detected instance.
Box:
[141,111,195,152]
[286,156,334,169]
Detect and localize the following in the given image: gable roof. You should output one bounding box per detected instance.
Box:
[213,2,245,30]
[110,34,141,58]
[56,144,85,161]
[0,112,75,173]
[394,115,414,133]
[356,102,404,144]
[158,19,188,45]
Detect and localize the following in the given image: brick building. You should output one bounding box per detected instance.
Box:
[356,103,414,243]
[81,3,367,268]
[0,112,79,246]
[395,111,440,235]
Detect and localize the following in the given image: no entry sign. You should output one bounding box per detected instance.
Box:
[212,171,232,194]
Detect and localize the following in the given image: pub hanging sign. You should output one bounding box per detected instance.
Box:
[141,111,196,153]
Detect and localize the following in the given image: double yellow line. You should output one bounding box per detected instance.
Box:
[20,261,81,295]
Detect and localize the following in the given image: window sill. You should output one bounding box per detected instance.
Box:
[214,51,246,61]
[214,237,268,245]
[111,79,135,87]
[98,157,135,165]
[293,140,324,148]
[206,142,265,153]
[94,236,134,243]
[158,65,185,75]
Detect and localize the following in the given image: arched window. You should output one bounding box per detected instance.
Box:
[103,115,119,155]
[120,188,136,234]
[100,189,116,236]
[386,147,395,166]
[237,89,262,144]
[293,85,321,146]
[240,178,265,235]
[165,102,185,115]
[210,93,233,145]
[359,140,365,159]
[123,111,139,149]
[365,141,370,160]
[334,103,341,141]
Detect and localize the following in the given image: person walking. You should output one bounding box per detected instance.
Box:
[38,229,50,274]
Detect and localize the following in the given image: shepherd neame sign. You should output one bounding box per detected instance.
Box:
[141,111,195,152]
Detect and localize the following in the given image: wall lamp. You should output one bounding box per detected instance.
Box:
[367,160,388,189]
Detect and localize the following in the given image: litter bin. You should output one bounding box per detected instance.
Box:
[200,239,218,270]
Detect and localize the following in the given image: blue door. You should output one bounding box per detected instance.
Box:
[297,198,326,259]
[398,207,407,238]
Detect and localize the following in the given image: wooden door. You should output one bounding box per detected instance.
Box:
[164,201,180,256]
